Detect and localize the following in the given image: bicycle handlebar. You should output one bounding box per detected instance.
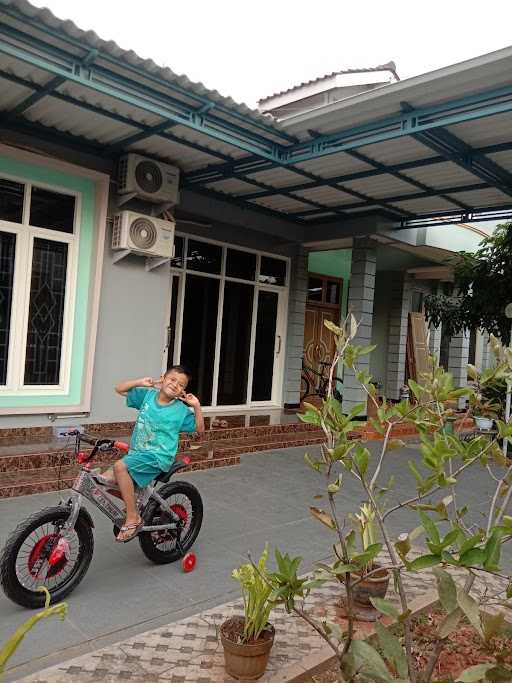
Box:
[60,430,129,454]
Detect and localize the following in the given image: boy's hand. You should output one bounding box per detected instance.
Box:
[139,377,157,388]
[182,393,201,408]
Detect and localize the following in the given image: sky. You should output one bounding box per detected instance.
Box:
[31,0,512,109]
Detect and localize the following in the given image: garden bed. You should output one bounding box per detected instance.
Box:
[303,608,512,683]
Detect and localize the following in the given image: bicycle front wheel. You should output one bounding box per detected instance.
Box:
[0,506,94,608]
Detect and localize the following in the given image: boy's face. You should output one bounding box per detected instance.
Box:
[159,369,189,400]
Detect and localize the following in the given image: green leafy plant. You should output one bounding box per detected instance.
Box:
[231,545,277,643]
[266,315,512,683]
[425,221,512,343]
[0,588,67,679]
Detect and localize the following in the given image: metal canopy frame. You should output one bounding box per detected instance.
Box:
[0,4,511,228]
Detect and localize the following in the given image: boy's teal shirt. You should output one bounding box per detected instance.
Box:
[126,387,197,471]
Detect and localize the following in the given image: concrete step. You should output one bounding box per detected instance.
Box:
[0,423,323,498]
[0,452,243,499]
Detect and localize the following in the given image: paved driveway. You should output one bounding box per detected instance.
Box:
[0,443,509,682]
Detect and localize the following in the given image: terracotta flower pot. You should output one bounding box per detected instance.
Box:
[351,565,390,606]
[220,616,275,681]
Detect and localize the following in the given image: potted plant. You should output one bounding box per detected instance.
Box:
[220,546,276,680]
[349,502,389,608]
[469,394,500,430]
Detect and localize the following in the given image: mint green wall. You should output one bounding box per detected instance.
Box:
[0,155,95,409]
[308,249,352,317]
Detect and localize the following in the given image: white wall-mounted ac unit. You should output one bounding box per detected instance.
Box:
[112,211,175,258]
[117,153,180,205]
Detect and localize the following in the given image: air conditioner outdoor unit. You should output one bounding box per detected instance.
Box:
[112,211,175,258]
[117,153,180,205]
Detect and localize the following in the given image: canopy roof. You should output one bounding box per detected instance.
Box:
[1,0,511,230]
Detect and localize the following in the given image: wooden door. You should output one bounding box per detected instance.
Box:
[407,312,430,381]
[303,274,343,388]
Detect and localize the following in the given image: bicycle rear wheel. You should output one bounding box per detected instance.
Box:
[300,375,310,401]
[322,376,343,402]
[138,481,203,564]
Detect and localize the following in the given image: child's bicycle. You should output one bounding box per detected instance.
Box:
[0,430,203,608]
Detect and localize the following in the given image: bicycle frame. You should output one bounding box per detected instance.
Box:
[60,433,184,536]
[301,358,342,398]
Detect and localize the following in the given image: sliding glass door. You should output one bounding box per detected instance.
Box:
[165,234,288,408]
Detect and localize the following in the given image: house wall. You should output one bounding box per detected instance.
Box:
[1,177,300,428]
[369,272,393,390]
[284,248,308,406]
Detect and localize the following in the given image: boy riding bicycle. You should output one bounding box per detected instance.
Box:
[105,365,205,542]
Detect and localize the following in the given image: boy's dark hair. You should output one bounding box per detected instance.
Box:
[165,365,192,383]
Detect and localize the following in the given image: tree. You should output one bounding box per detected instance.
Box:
[424,221,512,344]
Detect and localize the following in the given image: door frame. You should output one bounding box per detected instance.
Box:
[162,232,290,411]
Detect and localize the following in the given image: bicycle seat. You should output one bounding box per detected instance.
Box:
[154,460,188,484]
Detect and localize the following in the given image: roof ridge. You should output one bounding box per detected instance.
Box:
[258,61,399,104]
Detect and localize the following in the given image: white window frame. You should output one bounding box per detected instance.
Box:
[0,174,81,396]
[164,232,290,411]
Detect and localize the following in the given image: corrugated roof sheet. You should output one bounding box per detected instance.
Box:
[258,61,399,104]
[0,0,511,229]
[0,0,286,135]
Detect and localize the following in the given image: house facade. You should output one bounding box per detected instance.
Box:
[1,0,511,434]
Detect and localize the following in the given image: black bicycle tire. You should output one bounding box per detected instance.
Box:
[300,375,310,401]
[138,481,203,564]
[0,506,94,608]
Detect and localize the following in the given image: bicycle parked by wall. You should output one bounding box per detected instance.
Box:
[0,430,203,608]
[300,357,343,403]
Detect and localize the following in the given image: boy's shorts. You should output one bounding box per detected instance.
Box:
[122,452,167,488]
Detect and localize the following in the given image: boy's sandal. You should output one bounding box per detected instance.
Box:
[116,519,143,543]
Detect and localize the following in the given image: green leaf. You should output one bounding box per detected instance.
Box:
[394,534,411,561]
[457,589,484,639]
[459,531,485,556]
[345,530,357,556]
[386,438,406,452]
[354,446,370,476]
[432,568,458,613]
[327,475,343,494]
[352,543,383,568]
[349,403,366,420]
[439,528,461,551]
[408,379,423,399]
[487,664,512,682]
[407,554,442,571]
[351,639,393,683]
[359,344,377,356]
[298,410,321,426]
[374,621,408,679]
[419,511,441,545]
[369,418,386,436]
[370,597,400,619]
[484,527,504,572]
[481,611,505,645]
[409,460,426,488]
[456,663,495,682]
[324,319,342,335]
[304,453,322,472]
[459,547,487,568]
[438,607,463,638]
